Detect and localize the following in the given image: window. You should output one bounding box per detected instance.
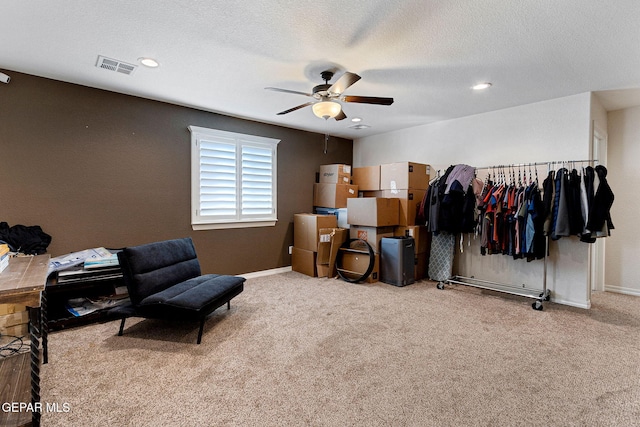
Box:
[189,126,280,230]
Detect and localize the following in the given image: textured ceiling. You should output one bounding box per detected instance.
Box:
[2,0,640,139]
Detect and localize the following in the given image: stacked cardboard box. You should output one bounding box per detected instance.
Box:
[380,161,430,226]
[306,162,433,283]
[0,304,28,337]
[352,165,380,193]
[351,161,433,281]
[292,213,347,277]
[315,207,349,229]
[316,228,348,277]
[380,161,430,191]
[313,164,358,208]
[345,197,400,282]
[319,163,351,184]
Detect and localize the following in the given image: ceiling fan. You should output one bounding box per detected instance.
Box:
[265,70,394,121]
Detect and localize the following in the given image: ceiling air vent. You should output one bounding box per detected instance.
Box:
[96,55,137,75]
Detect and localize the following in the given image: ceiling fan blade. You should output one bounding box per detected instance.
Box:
[341,95,394,105]
[265,87,313,97]
[328,72,361,95]
[335,110,347,121]
[276,102,314,115]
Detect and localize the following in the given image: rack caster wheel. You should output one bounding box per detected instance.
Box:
[539,292,550,301]
[436,282,445,290]
[532,300,544,311]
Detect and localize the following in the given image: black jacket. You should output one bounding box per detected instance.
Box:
[586,165,614,234]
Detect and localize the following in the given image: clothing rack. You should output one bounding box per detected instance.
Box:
[438,158,598,310]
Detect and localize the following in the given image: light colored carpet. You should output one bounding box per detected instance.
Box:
[41,272,640,426]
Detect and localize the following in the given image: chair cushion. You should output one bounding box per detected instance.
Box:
[118,238,202,305]
[137,274,245,319]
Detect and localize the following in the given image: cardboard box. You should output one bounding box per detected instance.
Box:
[315,207,349,229]
[352,166,380,191]
[339,251,379,283]
[347,197,399,227]
[294,213,337,252]
[349,225,395,253]
[0,304,26,316]
[394,225,431,254]
[366,254,380,283]
[0,310,29,329]
[414,251,429,281]
[313,183,358,208]
[292,247,317,277]
[319,164,352,184]
[0,307,29,337]
[360,190,384,198]
[0,323,28,337]
[317,228,348,277]
[382,189,427,226]
[380,161,431,190]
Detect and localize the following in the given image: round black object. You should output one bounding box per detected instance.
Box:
[335,238,375,283]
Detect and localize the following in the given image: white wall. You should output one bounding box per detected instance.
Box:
[605,106,640,296]
[591,93,609,141]
[354,93,595,308]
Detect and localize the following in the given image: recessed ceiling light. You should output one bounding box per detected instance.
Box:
[349,124,371,130]
[139,57,159,68]
[472,82,492,90]
[351,117,362,123]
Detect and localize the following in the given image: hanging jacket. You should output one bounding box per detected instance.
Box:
[460,183,478,234]
[557,168,572,237]
[439,180,465,233]
[542,170,555,235]
[568,169,584,235]
[586,165,615,236]
[579,168,590,235]
[579,166,597,242]
[528,186,546,261]
[553,168,571,239]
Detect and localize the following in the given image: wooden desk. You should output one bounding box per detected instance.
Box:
[0,255,50,427]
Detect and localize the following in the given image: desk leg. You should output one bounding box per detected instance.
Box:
[29,307,42,427]
[42,291,48,365]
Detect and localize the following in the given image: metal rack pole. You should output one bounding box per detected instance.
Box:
[473,159,597,171]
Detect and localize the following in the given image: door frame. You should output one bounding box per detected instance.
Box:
[589,123,607,292]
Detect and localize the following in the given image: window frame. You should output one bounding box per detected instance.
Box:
[189,125,280,230]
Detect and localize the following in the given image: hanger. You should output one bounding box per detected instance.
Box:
[518,164,522,187]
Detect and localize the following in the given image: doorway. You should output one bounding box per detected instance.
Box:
[590,125,607,292]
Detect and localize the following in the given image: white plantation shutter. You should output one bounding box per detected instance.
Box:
[199,138,237,218]
[241,144,274,216]
[189,126,279,229]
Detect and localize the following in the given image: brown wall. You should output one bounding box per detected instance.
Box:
[0,72,353,275]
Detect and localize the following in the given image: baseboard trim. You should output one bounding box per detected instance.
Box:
[550,297,591,309]
[604,285,640,297]
[237,269,640,305]
[238,266,292,280]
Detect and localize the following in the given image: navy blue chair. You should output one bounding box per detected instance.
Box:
[110,237,245,344]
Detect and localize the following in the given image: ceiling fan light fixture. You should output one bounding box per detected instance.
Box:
[312,101,342,120]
